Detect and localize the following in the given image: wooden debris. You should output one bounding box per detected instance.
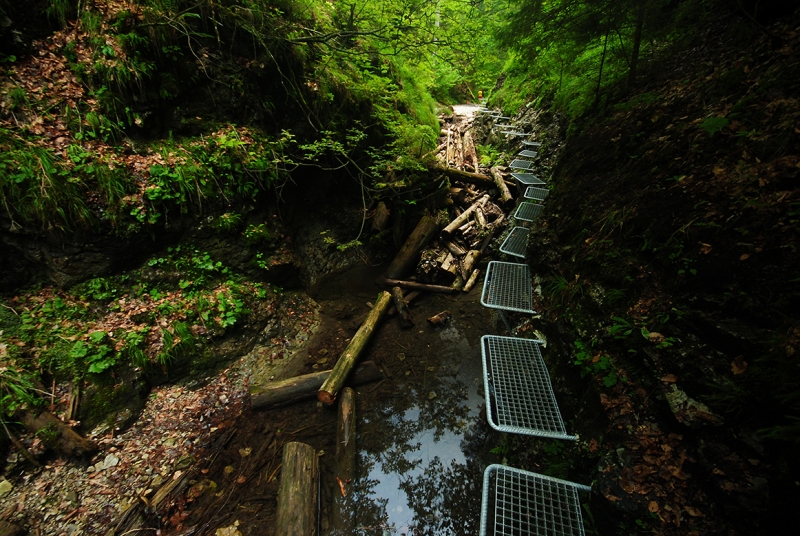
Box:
[371,201,390,232]
[490,166,513,205]
[463,269,481,292]
[427,311,452,327]
[275,442,318,536]
[250,361,382,409]
[319,291,393,405]
[441,194,489,240]
[18,410,97,459]
[381,215,440,281]
[391,286,414,328]
[382,278,458,294]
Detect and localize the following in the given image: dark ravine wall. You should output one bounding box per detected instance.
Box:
[479,10,800,535]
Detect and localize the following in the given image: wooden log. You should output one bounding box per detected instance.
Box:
[461,250,481,280]
[463,130,479,171]
[454,127,464,169]
[18,410,97,458]
[433,166,515,189]
[391,286,414,328]
[275,442,318,536]
[381,215,440,281]
[475,208,487,229]
[463,269,481,292]
[441,194,489,240]
[250,361,382,409]
[332,388,357,534]
[490,166,514,205]
[427,311,452,327]
[381,278,458,294]
[319,292,393,405]
[443,240,467,257]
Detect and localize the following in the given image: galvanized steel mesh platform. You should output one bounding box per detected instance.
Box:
[480,464,589,536]
[521,140,542,147]
[524,186,549,201]
[511,173,546,186]
[503,131,528,136]
[514,202,544,222]
[518,150,538,158]
[499,227,530,258]
[509,159,533,170]
[481,335,574,439]
[481,262,535,314]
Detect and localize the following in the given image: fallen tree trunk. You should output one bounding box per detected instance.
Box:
[18,410,97,458]
[381,215,440,281]
[461,250,481,280]
[391,286,414,328]
[433,166,515,189]
[276,442,318,536]
[332,388,357,533]
[319,291,393,405]
[250,361,382,409]
[490,166,513,205]
[463,130,479,171]
[441,194,489,240]
[382,278,458,294]
[463,269,481,292]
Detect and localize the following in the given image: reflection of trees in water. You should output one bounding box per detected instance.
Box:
[353,375,488,534]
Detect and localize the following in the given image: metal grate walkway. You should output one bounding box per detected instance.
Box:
[499,227,530,259]
[511,173,546,186]
[514,203,544,222]
[521,140,542,147]
[518,150,538,158]
[480,465,590,536]
[524,186,549,201]
[481,262,535,314]
[509,159,534,170]
[481,335,574,439]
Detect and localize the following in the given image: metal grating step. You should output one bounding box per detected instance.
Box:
[496,116,510,120]
[509,159,533,170]
[518,150,538,158]
[511,173,546,186]
[503,131,528,136]
[499,227,530,259]
[481,262,535,314]
[481,335,574,439]
[480,464,590,536]
[524,187,549,201]
[521,140,542,147]
[514,203,544,222]
[493,124,513,129]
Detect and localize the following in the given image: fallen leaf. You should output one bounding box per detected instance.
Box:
[649,501,660,513]
[684,506,703,517]
[740,253,750,261]
[731,357,748,375]
[660,374,678,383]
[699,242,713,254]
[336,476,346,497]
[236,475,246,484]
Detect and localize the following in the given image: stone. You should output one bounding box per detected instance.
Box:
[0,479,13,497]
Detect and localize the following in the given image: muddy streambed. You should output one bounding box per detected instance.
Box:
[173,259,565,535]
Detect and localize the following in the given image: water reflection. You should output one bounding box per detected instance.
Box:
[351,318,490,535]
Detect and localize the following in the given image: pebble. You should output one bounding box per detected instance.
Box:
[0,479,13,497]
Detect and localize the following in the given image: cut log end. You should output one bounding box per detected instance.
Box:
[318,390,337,406]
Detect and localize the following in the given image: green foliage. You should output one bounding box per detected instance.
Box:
[574,339,619,387]
[700,116,730,136]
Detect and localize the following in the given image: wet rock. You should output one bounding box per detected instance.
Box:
[0,478,12,497]
[664,384,724,428]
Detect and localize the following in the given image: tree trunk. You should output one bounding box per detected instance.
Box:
[594,28,610,106]
[332,388,357,533]
[382,278,458,294]
[381,215,440,281]
[463,130,479,171]
[250,361,382,409]
[275,442,318,536]
[441,194,489,240]
[318,292,393,405]
[391,286,414,328]
[18,410,97,458]
[629,1,645,88]
[490,166,513,205]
